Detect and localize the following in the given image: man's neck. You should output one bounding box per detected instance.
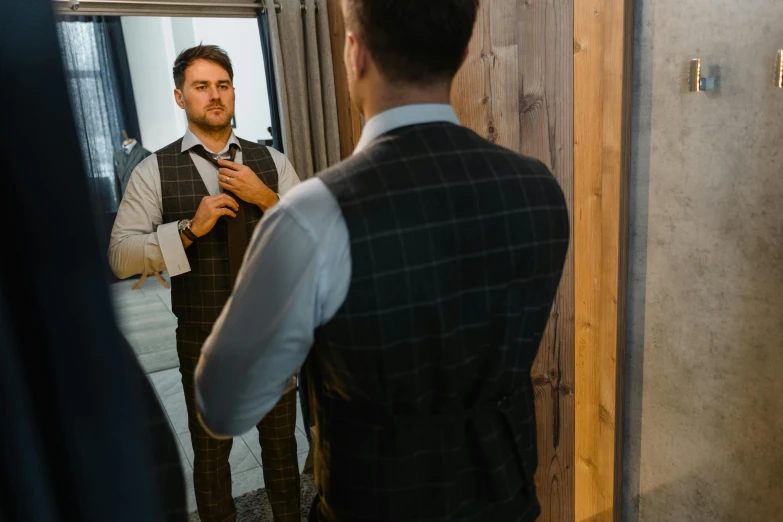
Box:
[188,123,232,153]
[361,82,452,122]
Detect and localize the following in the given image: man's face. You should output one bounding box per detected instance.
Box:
[174,59,235,131]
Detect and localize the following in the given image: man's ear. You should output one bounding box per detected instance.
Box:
[174,88,185,109]
[351,33,369,80]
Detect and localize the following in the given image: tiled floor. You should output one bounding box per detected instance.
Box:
[113,276,310,513]
[111,274,178,374]
[148,367,311,513]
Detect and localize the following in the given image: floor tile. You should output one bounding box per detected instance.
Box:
[176,434,192,472]
[298,452,311,474]
[149,368,183,398]
[157,291,173,313]
[231,467,265,498]
[183,467,197,513]
[178,433,259,475]
[295,427,310,455]
[241,429,262,467]
[296,397,304,433]
[162,390,189,434]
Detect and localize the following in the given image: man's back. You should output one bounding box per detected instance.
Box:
[309,122,570,521]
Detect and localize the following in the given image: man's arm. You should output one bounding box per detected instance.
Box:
[108,156,191,279]
[194,179,349,437]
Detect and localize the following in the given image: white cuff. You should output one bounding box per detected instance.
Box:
[158,221,191,276]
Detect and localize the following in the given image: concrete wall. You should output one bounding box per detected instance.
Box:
[122,16,270,152]
[623,0,783,520]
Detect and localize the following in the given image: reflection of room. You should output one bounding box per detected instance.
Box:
[56,13,275,359]
[54,13,308,516]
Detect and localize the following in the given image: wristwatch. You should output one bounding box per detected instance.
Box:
[178,218,199,242]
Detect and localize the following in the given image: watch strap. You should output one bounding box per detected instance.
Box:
[182,224,199,242]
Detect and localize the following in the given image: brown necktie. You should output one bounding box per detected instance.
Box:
[191,144,247,287]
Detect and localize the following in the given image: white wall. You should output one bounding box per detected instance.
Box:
[122,16,271,153]
[189,18,271,144]
[121,17,185,152]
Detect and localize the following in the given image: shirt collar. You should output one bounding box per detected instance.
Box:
[181,128,241,156]
[353,104,460,154]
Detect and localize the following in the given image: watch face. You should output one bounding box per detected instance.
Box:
[178,219,190,232]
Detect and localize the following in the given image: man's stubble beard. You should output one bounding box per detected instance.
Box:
[185,102,234,134]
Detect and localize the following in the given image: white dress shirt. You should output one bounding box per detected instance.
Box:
[195,104,461,436]
[108,129,300,279]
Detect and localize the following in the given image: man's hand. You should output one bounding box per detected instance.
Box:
[190,194,239,238]
[218,159,279,211]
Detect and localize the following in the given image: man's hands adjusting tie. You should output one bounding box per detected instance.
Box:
[185,144,278,286]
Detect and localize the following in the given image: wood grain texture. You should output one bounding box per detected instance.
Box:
[325,0,363,158]
[452,1,519,148]
[453,2,575,521]
[520,1,575,521]
[573,0,633,519]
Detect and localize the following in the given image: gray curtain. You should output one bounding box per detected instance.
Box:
[267,0,340,179]
[56,17,139,213]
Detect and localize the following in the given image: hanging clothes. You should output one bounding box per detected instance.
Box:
[114,138,151,198]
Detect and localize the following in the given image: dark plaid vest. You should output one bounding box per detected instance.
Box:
[308,123,569,522]
[158,138,278,331]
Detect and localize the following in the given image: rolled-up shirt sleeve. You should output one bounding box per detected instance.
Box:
[108,154,191,278]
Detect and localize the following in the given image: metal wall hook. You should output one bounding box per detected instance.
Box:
[775,50,782,89]
[688,58,716,92]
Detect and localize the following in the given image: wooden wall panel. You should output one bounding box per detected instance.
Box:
[574,0,633,519]
[325,0,363,158]
[520,0,575,521]
[453,2,575,521]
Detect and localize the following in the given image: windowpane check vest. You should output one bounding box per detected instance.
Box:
[158,138,278,331]
[307,123,570,522]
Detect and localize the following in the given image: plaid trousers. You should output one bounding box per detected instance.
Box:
[177,325,300,522]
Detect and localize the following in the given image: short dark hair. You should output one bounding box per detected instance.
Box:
[173,44,234,90]
[345,0,478,85]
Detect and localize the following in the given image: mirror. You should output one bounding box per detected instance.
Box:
[55,13,312,516]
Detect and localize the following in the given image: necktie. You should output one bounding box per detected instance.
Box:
[190,144,247,287]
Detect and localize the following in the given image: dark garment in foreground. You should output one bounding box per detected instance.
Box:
[127,335,188,521]
[306,122,570,522]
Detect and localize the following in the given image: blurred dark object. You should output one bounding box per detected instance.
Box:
[0,1,185,521]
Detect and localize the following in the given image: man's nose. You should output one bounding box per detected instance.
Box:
[208,86,221,99]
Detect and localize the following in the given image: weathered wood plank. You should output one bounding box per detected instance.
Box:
[574,0,634,519]
[520,0,575,521]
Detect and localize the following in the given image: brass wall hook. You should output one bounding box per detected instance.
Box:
[688,58,716,92]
